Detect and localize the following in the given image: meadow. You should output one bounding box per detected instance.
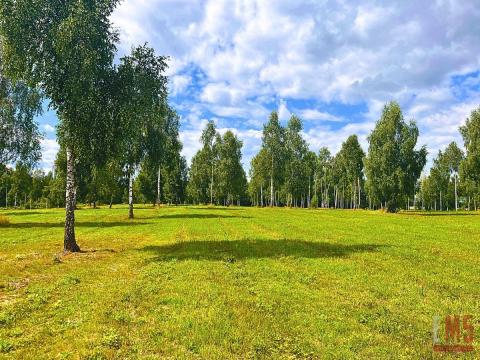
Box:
[0,206,479,359]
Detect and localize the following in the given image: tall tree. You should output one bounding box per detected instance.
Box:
[313,147,333,208]
[187,149,211,204]
[364,102,427,212]
[284,115,309,207]
[200,120,219,205]
[217,130,247,206]
[304,150,317,208]
[427,142,464,211]
[1,0,121,251]
[334,135,365,209]
[262,111,285,206]
[459,107,480,210]
[248,148,270,207]
[187,121,225,205]
[116,44,168,219]
[443,142,464,211]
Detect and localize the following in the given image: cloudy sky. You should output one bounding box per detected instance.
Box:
[37,0,480,173]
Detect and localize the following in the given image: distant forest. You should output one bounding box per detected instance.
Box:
[2,102,480,213]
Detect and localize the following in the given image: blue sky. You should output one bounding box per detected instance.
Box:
[36,0,480,173]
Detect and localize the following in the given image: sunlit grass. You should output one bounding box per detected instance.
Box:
[0,205,479,358]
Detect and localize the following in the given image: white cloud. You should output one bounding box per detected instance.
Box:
[39,138,59,172]
[278,99,291,122]
[42,124,55,133]
[169,75,191,96]
[298,109,343,122]
[72,0,480,175]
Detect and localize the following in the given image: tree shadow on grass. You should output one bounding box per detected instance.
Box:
[188,206,245,211]
[0,221,149,229]
[157,214,251,220]
[140,239,385,262]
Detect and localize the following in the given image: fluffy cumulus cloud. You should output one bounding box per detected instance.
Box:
[39,138,59,172]
[38,0,480,173]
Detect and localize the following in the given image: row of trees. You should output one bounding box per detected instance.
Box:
[248,102,480,212]
[159,100,479,214]
[419,108,480,211]
[248,102,426,212]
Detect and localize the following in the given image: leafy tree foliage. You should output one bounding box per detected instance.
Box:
[262,111,285,206]
[420,142,464,210]
[0,0,121,251]
[332,135,365,209]
[459,107,480,210]
[0,73,43,166]
[116,44,168,218]
[188,123,247,205]
[364,102,427,212]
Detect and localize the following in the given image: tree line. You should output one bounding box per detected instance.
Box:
[248,102,426,212]
[3,100,480,214]
[248,102,480,212]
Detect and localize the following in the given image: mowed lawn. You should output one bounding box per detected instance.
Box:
[0,206,479,359]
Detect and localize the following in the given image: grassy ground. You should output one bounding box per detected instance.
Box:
[0,205,479,359]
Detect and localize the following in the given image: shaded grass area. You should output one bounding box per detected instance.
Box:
[141,240,384,261]
[0,206,479,359]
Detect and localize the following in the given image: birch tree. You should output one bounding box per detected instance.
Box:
[1,0,120,251]
[262,111,285,206]
[459,107,480,210]
[284,115,308,207]
[313,147,333,208]
[187,121,220,204]
[249,148,270,207]
[117,45,168,219]
[217,130,247,206]
[364,102,427,212]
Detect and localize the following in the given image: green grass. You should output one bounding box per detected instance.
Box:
[0,206,479,359]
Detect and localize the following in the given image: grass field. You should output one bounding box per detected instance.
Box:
[0,206,479,359]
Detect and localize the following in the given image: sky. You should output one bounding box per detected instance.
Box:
[36,0,480,174]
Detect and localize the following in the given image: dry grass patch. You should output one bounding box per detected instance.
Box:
[0,215,10,225]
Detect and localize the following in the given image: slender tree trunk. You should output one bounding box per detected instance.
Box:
[128,172,134,219]
[5,186,7,208]
[352,181,356,209]
[260,184,263,207]
[454,174,458,211]
[109,195,113,209]
[308,176,311,207]
[64,147,80,253]
[210,164,214,205]
[334,186,337,208]
[156,165,161,206]
[358,177,361,209]
[270,156,274,207]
